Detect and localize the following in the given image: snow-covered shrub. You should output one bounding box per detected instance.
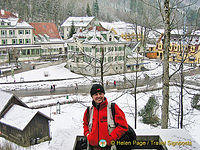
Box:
[139,96,160,126]
[0,141,14,150]
[191,94,200,110]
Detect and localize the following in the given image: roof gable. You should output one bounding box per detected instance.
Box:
[0,105,52,131]
[61,17,95,27]
[88,26,108,32]
[0,90,13,114]
[30,22,61,39]
[0,90,28,116]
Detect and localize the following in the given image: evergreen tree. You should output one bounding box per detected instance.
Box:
[92,0,99,17]
[68,21,75,39]
[86,3,92,17]
[139,96,160,126]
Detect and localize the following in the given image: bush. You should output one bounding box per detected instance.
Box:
[0,141,14,150]
[191,94,200,110]
[139,96,160,126]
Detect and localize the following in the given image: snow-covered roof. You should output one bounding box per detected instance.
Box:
[15,20,33,29]
[85,36,101,44]
[0,18,32,29]
[100,21,135,30]
[100,21,136,35]
[0,104,52,131]
[135,129,200,150]
[61,17,95,27]
[0,90,13,114]
[65,37,76,43]
[128,52,144,58]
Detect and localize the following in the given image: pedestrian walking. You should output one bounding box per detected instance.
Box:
[114,80,116,87]
[50,85,53,92]
[75,83,78,90]
[53,84,56,91]
[106,81,109,86]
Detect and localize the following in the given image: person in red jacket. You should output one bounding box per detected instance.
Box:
[83,84,128,150]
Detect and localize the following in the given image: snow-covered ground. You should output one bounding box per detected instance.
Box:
[0,60,195,91]
[0,60,200,150]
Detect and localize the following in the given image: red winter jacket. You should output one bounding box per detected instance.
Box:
[83,98,128,146]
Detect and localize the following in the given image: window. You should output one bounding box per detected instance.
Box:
[31,49,36,55]
[119,47,122,51]
[36,49,40,54]
[25,39,31,44]
[18,30,24,35]
[12,39,17,44]
[76,46,79,52]
[118,56,123,61]
[96,48,99,52]
[115,47,118,51]
[27,49,30,55]
[9,30,15,36]
[1,30,7,36]
[108,57,113,62]
[115,56,118,61]
[21,50,26,55]
[19,39,24,44]
[25,30,30,34]
[109,36,112,41]
[1,39,7,45]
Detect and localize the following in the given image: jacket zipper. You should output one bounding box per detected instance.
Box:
[98,108,99,144]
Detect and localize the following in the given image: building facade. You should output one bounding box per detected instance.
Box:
[61,16,95,40]
[66,25,144,76]
[0,10,64,63]
[146,29,200,65]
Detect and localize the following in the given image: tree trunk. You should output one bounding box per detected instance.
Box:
[161,0,170,129]
[100,47,104,87]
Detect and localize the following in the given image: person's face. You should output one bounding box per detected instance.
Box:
[92,92,105,104]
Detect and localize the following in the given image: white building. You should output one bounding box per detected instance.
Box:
[0,10,65,63]
[65,25,144,76]
[61,16,95,40]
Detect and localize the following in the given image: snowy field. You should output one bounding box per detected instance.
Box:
[0,60,200,150]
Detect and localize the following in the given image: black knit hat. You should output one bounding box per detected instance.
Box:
[90,84,105,96]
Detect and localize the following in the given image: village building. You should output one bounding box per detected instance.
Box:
[65,25,145,76]
[61,16,96,40]
[100,21,143,42]
[29,22,65,60]
[0,9,39,63]
[146,29,200,65]
[0,10,64,63]
[0,90,52,147]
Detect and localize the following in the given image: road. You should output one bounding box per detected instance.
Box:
[7,67,200,97]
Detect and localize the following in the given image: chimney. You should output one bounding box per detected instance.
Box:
[1,10,5,15]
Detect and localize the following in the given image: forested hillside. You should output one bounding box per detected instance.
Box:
[0,0,199,29]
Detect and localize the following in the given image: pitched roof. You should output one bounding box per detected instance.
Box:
[0,90,13,114]
[0,104,52,131]
[29,22,61,39]
[0,90,28,115]
[88,26,108,32]
[0,10,17,19]
[61,16,95,27]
